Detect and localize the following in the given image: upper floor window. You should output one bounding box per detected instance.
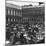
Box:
[8,8,11,15]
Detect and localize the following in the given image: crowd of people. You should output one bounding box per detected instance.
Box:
[6,23,45,45]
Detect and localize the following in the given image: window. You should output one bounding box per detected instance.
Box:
[11,9,13,16]
[14,10,16,16]
[8,8,11,15]
[6,9,8,15]
[16,10,18,16]
[14,18,15,22]
[11,18,12,22]
[8,18,10,22]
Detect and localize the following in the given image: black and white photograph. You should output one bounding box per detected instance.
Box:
[5,0,45,46]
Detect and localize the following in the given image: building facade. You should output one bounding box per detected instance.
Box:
[6,2,45,25]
